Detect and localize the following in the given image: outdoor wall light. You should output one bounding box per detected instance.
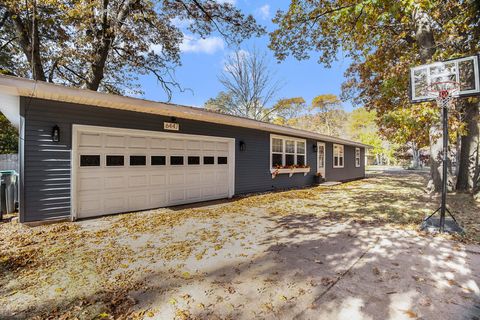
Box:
[51,125,60,142]
[239,141,246,152]
[313,144,318,153]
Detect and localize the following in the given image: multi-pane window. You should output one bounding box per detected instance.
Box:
[355,148,361,167]
[270,135,307,168]
[333,144,344,168]
[271,138,284,167]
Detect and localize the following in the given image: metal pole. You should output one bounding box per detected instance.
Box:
[440,103,448,233]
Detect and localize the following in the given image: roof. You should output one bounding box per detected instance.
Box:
[0,75,370,148]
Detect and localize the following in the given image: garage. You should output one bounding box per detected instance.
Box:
[72,125,235,219]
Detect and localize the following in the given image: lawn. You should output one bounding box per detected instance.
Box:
[1,171,479,319]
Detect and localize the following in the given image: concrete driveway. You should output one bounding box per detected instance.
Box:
[1,172,479,319]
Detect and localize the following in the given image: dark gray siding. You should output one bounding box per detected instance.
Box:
[20,97,365,222]
[325,142,365,181]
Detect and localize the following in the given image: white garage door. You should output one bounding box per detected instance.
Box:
[72,125,235,219]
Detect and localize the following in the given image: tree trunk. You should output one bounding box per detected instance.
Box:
[456,101,480,193]
[411,142,420,169]
[10,7,46,81]
[412,7,449,192]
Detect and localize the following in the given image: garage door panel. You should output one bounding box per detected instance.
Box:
[129,136,147,148]
[203,141,216,151]
[104,196,126,211]
[170,140,185,150]
[187,140,201,150]
[216,188,229,197]
[150,193,167,207]
[168,173,185,185]
[151,174,167,186]
[188,172,202,184]
[104,176,125,189]
[186,188,202,201]
[129,174,148,188]
[105,135,125,148]
[78,176,102,192]
[129,194,149,210]
[75,127,233,219]
[78,196,102,214]
[151,138,168,149]
[202,171,216,182]
[217,142,228,151]
[216,171,229,184]
[202,186,217,198]
[79,132,102,148]
[169,189,186,202]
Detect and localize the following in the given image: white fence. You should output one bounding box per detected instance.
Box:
[0,154,19,171]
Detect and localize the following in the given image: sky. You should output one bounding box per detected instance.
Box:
[139,0,355,112]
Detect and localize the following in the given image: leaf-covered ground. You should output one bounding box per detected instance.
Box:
[0,171,479,319]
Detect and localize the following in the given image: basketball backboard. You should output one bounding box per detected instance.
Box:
[410,55,480,102]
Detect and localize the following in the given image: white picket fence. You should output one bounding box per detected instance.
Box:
[0,154,19,171]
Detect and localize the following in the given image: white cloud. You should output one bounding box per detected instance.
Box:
[215,0,236,5]
[180,35,225,54]
[257,4,270,20]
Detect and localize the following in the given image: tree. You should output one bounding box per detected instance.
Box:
[277,94,348,138]
[0,0,264,97]
[0,113,18,154]
[270,97,307,125]
[347,107,396,166]
[309,94,347,137]
[269,0,480,193]
[205,48,282,121]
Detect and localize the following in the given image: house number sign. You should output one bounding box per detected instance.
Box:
[164,122,179,131]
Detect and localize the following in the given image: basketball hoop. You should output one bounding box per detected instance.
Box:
[426,81,460,109]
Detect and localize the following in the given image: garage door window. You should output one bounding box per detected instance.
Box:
[106,155,124,166]
[218,157,228,164]
[171,156,184,165]
[151,156,166,166]
[188,156,200,165]
[130,155,146,166]
[204,156,214,165]
[80,155,100,167]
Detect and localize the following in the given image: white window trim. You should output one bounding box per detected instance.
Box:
[355,147,361,167]
[333,144,344,168]
[270,134,307,169]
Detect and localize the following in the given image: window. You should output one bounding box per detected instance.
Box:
[188,156,200,165]
[170,156,184,165]
[270,135,307,168]
[333,144,344,168]
[80,155,100,167]
[130,155,146,166]
[355,148,361,167]
[106,155,124,166]
[151,156,166,166]
[218,157,228,164]
[203,156,214,165]
[271,138,283,167]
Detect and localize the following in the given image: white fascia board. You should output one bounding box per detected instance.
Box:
[0,85,20,129]
[0,75,371,148]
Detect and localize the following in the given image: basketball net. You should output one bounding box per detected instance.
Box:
[427,81,460,109]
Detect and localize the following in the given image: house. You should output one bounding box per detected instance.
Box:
[0,75,369,224]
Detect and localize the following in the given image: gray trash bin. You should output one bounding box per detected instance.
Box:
[0,170,18,217]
